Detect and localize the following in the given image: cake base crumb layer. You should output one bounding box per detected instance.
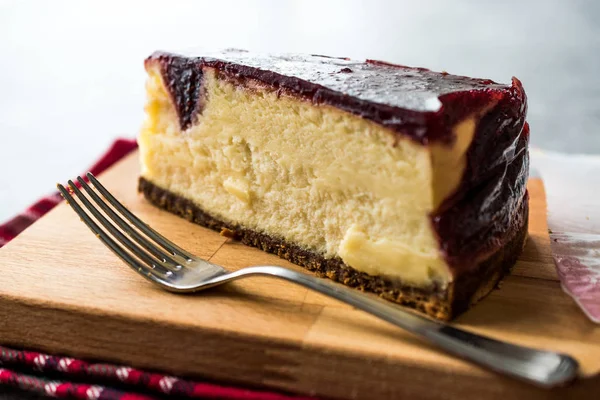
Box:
[138,177,528,320]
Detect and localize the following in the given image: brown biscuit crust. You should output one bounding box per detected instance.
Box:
[138,177,528,320]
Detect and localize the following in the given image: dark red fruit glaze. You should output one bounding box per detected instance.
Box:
[159,56,205,131]
[144,49,529,276]
[433,124,529,273]
[431,82,529,274]
[145,49,526,145]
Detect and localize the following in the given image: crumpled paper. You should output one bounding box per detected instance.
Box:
[530,149,600,323]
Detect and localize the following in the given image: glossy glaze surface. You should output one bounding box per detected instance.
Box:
[146,50,525,144]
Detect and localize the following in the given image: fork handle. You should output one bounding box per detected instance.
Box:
[213,265,578,388]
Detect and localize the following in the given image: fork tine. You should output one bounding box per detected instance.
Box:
[87,172,194,261]
[76,176,181,269]
[57,184,164,285]
[66,180,173,276]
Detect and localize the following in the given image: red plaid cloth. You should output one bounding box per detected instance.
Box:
[0,138,316,400]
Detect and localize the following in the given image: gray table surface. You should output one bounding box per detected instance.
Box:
[1,0,599,398]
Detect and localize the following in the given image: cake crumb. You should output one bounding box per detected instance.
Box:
[220,227,238,240]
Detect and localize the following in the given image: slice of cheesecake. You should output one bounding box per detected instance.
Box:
[138,49,529,320]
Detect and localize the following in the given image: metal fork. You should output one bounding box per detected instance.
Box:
[57,172,579,388]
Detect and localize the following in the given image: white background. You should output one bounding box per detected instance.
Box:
[1,0,599,222]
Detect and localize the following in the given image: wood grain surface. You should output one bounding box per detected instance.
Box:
[0,151,599,399]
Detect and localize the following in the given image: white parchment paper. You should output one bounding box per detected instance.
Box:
[531,149,600,323]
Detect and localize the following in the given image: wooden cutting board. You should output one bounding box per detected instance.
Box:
[1,151,599,399]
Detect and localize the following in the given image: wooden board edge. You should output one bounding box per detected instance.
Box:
[1,295,598,400]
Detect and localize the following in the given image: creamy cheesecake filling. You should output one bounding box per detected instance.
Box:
[139,66,481,287]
